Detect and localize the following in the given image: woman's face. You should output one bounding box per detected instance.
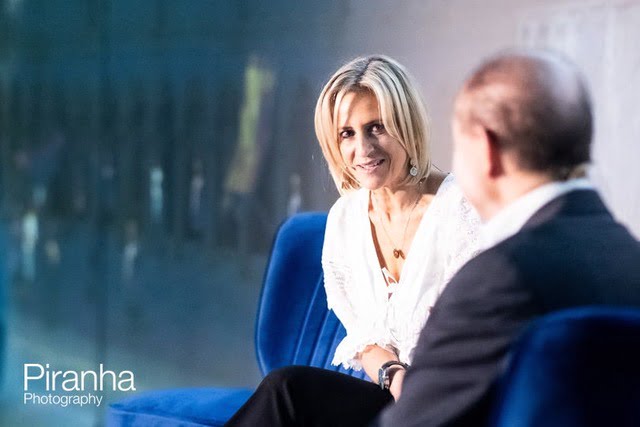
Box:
[337,91,408,191]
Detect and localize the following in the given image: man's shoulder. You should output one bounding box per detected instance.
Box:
[448,205,640,306]
[488,188,635,255]
[471,207,638,268]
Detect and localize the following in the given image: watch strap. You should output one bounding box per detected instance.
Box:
[378,361,409,390]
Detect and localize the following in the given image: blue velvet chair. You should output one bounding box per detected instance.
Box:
[107,212,365,426]
[490,306,640,427]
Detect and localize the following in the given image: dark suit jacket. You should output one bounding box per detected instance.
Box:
[379,189,640,426]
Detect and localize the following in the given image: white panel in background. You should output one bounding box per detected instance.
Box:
[519,1,640,238]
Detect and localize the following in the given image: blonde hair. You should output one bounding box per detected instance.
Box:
[314,55,431,194]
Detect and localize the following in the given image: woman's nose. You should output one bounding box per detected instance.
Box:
[354,133,375,156]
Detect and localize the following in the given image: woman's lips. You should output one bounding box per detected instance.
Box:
[356,159,385,172]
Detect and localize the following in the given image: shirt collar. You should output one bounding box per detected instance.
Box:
[480,178,593,250]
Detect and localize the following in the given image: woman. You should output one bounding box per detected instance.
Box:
[226,55,480,426]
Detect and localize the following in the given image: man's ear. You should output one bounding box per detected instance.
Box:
[483,128,504,178]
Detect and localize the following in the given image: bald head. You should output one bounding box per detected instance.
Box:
[455,49,592,179]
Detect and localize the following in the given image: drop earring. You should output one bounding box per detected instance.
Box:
[409,163,418,177]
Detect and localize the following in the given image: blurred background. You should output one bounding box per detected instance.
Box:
[0,0,638,425]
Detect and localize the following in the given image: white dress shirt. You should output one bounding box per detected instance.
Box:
[480,178,594,251]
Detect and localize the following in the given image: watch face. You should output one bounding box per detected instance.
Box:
[378,368,386,389]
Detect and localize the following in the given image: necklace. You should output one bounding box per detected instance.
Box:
[371,190,422,259]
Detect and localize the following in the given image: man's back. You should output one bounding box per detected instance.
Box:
[381,189,640,426]
[505,190,640,309]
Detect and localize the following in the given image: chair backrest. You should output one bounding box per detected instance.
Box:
[255,212,366,380]
[490,306,640,427]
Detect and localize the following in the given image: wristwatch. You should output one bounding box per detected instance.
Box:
[378,361,409,390]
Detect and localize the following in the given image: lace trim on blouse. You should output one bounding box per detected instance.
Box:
[322,175,481,370]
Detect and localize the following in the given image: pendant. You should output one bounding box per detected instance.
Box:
[393,249,405,259]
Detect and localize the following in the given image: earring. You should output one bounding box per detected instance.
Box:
[409,163,418,177]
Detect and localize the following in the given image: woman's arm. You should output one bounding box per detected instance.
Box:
[360,344,398,382]
[359,344,405,401]
[388,369,405,401]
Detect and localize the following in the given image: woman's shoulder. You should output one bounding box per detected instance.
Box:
[433,174,480,222]
[328,188,367,220]
[433,173,464,202]
[324,189,367,256]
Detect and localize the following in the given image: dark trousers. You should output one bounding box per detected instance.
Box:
[225,366,394,427]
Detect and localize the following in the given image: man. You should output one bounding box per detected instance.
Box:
[379,49,640,426]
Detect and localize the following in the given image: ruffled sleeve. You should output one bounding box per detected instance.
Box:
[330,324,397,371]
[322,196,357,325]
[322,257,357,329]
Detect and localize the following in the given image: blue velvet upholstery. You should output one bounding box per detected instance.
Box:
[107,212,364,426]
[490,306,640,427]
[107,388,254,427]
[255,212,366,379]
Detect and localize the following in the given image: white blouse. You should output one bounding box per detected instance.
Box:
[322,175,481,370]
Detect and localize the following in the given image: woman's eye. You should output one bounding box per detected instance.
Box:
[370,123,385,134]
[339,130,354,140]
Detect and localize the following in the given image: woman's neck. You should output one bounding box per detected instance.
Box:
[370,169,447,217]
[371,184,424,218]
